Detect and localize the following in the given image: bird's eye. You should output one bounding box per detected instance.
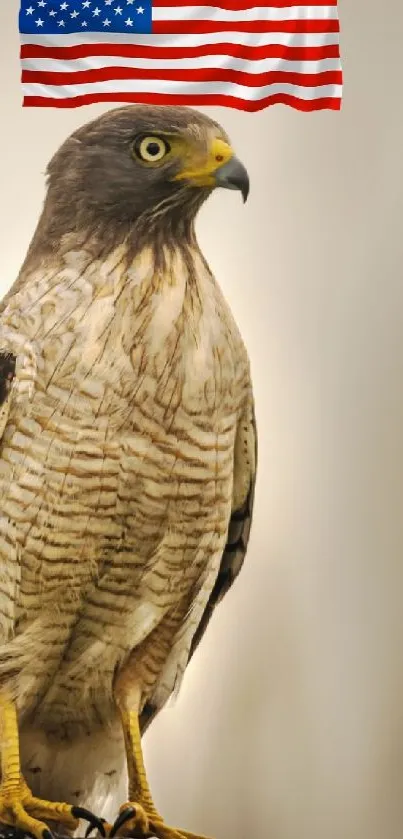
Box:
[133,135,170,164]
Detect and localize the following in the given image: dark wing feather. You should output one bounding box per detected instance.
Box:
[187,458,256,662]
[140,403,257,736]
[0,352,17,442]
[0,352,16,407]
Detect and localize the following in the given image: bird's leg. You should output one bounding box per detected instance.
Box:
[0,691,105,839]
[107,679,212,839]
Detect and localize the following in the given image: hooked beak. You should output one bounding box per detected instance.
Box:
[214,156,250,203]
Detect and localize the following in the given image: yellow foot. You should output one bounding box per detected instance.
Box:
[0,778,106,839]
[105,803,213,839]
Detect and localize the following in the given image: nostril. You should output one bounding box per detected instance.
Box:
[215,154,224,162]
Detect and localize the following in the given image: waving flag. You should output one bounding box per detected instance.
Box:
[19,0,343,112]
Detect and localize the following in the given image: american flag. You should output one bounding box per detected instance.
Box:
[19,0,343,112]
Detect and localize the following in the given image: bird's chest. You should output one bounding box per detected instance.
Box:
[30,249,241,422]
[2,250,244,614]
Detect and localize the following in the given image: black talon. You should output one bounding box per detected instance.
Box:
[72,807,106,838]
[109,807,136,838]
[85,818,107,839]
[42,830,54,839]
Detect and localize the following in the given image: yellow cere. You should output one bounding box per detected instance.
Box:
[172,138,234,187]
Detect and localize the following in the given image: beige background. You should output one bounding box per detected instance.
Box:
[1,1,403,838]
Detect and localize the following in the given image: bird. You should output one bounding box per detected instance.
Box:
[0,104,257,839]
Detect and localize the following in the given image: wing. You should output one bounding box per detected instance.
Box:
[0,318,38,640]
[0,350,18,644]
[188,395,257,661]
[140,393,257,735]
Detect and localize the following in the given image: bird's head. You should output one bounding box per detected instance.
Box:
[43,104,249,253]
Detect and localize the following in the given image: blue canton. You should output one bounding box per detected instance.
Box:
[19,0,152,35]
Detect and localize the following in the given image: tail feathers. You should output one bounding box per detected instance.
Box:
[20,723,127,825]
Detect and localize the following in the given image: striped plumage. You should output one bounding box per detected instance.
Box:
[0,104,256,838]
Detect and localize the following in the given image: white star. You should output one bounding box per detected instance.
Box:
[136,6,144,13]
[49,9,57,15]
[35,17,44,25]
[125,16,133,25]
[93,6,101,14]
[26,5,34,14]
[126,0,134,4]
[103,16,111,24]
[71,8,79,16]
[104,0,113,5]
[82,0,91,7]
[38,0,47,6]
[81,19,88,25]
[58,18,65,25]
[60,1,69,9]
[115,5,123,13]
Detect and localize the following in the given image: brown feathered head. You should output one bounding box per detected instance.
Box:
[36,104,249,255]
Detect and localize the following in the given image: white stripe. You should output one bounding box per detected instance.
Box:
[153,5,338,21]
[23,79,343,101]
[20,31,340,48]
[22,56,342,74]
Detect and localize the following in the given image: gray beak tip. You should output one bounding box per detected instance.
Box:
[215,156,250,204]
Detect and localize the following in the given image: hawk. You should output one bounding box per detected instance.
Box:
[0,105,257,839]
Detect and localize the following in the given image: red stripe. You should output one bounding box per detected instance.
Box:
[23,67,342,87]
[23,91,341,111]
[153,19,339,32]
[153,0,338,6]
[20,43,341,61]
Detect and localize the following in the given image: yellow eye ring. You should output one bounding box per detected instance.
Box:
[134,135,169,163]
